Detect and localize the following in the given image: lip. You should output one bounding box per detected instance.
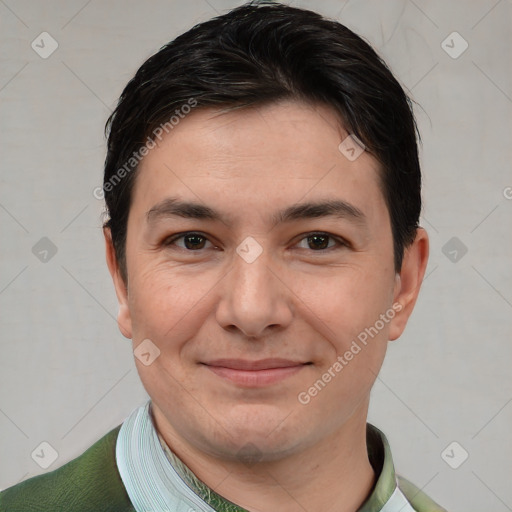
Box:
[202,358,309,387]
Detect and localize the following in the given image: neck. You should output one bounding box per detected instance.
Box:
[153,401,376,512]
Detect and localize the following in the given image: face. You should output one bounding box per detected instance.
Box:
[106,99,428,462]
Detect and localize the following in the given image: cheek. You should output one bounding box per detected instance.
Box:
[299,267,394,347]
[127,262,218,351]
[127,267,182,341]
[297,280,390,410]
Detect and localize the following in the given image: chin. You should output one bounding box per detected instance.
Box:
[213,432,301,463]
[204,406,311,461]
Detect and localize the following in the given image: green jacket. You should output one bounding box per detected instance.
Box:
[0,425,134,512]
[0,425,446,512]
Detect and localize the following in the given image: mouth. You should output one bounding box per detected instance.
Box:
[201,358,312,387]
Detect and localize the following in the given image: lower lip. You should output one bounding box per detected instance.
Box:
[204,365,305,387]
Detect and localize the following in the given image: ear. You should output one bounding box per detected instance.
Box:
[103,227,132,339]
[388,227,429,341]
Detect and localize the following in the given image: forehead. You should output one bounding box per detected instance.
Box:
[130,100,386,227]
[145,101,368,170]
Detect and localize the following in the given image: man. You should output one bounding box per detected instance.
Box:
[0,2,448,511]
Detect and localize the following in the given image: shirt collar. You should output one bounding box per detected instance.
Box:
[116,400,414,512]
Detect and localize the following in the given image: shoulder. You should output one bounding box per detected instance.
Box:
[397,474,449,512]
[0,425,135,512]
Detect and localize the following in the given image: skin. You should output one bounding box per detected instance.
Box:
[104,99,429,512]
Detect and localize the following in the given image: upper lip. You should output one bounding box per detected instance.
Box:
[203,358,308,370]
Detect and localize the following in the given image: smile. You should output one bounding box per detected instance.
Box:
[201,358,310,387]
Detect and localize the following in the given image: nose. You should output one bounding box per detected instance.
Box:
[215,240,293,339]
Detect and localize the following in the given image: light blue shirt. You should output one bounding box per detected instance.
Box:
[115,400,424,512]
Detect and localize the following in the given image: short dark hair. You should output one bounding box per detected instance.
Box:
[103,1,422,284]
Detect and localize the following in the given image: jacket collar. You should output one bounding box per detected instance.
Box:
[116,400,414,512]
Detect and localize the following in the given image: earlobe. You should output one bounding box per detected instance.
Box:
[388,227,429,341]
[103,227,133,340]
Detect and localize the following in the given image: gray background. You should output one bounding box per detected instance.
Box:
[1,0,511,510]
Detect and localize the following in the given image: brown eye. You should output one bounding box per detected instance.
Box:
[307,234,330,250]
[163,232,213,251]
[296,232,345,251]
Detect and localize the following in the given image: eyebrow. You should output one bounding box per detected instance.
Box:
[146,196,366,228]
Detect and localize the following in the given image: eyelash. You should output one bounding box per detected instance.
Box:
[162,231,349,253]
